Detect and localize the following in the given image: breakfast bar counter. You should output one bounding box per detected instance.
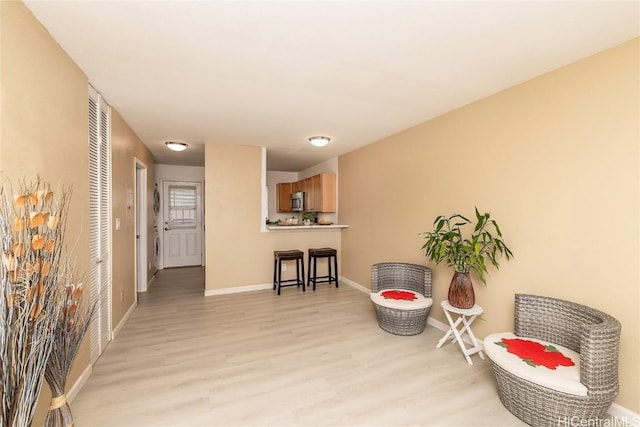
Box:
[266,224,348,231]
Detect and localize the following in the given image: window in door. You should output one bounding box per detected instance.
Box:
[167,185,197,228]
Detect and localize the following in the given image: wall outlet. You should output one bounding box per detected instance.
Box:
[281,263,287,272]
[480,308,487,321]
[120,290,124,302]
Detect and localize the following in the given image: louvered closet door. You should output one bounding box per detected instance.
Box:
[88,86,112,363]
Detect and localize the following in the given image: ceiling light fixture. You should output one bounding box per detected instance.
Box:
[165,141,188,152]
[309,136,330,147]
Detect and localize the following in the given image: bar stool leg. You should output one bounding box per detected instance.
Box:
[277,258,282,296]
[273,258,277,291]
[313,257,318,291]
[301,256,306,291]
[334,254,339,287]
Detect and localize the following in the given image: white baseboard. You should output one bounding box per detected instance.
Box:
[204,283,272,296]
[67,364,92,403]
[112,302,136,340]
[340,276,369,294]
[608,403,640,426]
[147,273,156,289]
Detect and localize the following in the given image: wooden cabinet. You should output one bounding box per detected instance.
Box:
[277,182,292,213]
[276,173,336,213]
[314,173,336,213]
[303,178,314,211]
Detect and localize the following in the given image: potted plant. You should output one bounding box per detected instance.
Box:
[302,211,314,225]
[421,208,513,309]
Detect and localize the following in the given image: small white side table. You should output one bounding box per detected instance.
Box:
[436,300,485,365]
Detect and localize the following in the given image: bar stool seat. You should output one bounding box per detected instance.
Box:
[307,247,338,291]
[273,250,305,295]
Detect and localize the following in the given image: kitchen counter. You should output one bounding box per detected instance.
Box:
[266,224,348,231]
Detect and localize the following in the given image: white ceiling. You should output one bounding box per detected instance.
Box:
[24,1,639,171]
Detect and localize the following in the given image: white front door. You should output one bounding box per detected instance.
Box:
[163,181,203,268]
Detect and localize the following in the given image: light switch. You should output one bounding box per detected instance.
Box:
[115,218,121,230]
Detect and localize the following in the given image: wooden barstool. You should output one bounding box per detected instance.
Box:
[273,250,305,295]
[307,247,338,291]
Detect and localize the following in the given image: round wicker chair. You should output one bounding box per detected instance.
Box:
[370,262,432,336]
[485,294,621,426]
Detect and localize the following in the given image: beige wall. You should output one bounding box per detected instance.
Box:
[339,38,639,412]
[1,2,158,423]
[0,1,91,424]
[205,142,341,292]
[110,109,156,327]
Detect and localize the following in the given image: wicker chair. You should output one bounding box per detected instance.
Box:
[485,294,621,426]
[370,262,432,336]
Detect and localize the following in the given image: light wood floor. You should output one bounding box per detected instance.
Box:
[71,267,525,426]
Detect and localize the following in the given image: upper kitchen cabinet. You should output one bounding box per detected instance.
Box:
[307,173,336,213]
[277,182,292,213]
[275,173,337,214]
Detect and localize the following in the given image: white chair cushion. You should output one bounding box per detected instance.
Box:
[370,289,433,311]
[484,332,587,396]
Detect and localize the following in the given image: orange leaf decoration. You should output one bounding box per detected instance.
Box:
[13,218,26,232]
[27,284,37,302]
[47,215,59,229]
[6,294,13,308]
[67,302,78,316]
[36,190,54,204]
[30,302,43,319]
[8,267,22,283]
[2,253,17,271]
[31,234,45,250]
[45,240,56,252]
[41,261,51,277]
[73,284,83,300]
[12,242,24,258]
[65,284,75,298]
[29,194,38,206]
[29,212,45,228]
[26,259,41,277]
[14,194,28,207]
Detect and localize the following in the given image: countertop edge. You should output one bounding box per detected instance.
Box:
[266,224,349,231]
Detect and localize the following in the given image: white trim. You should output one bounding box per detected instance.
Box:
[67,364,92,403]
[204,283,272,296]
[608,403,640,426]
[260,147,268,233]
[340,276,369,294]
[112,302,136,340]
[134,159,148,294]
[147,273,156,289]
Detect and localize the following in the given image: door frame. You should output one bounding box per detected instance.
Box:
[161,179,204,268]
[135,159,148,293]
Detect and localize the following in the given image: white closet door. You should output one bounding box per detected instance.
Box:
[88,85,112,363]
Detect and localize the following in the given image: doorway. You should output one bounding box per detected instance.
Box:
[162,180,203,268]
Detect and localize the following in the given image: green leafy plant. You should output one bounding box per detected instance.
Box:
[302,211,314,221]
[421,208,513,283]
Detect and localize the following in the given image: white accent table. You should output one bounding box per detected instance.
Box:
[436,300,485,365]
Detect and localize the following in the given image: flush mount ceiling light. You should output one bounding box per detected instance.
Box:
[165,141,188,152]
[309,136,330,147]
